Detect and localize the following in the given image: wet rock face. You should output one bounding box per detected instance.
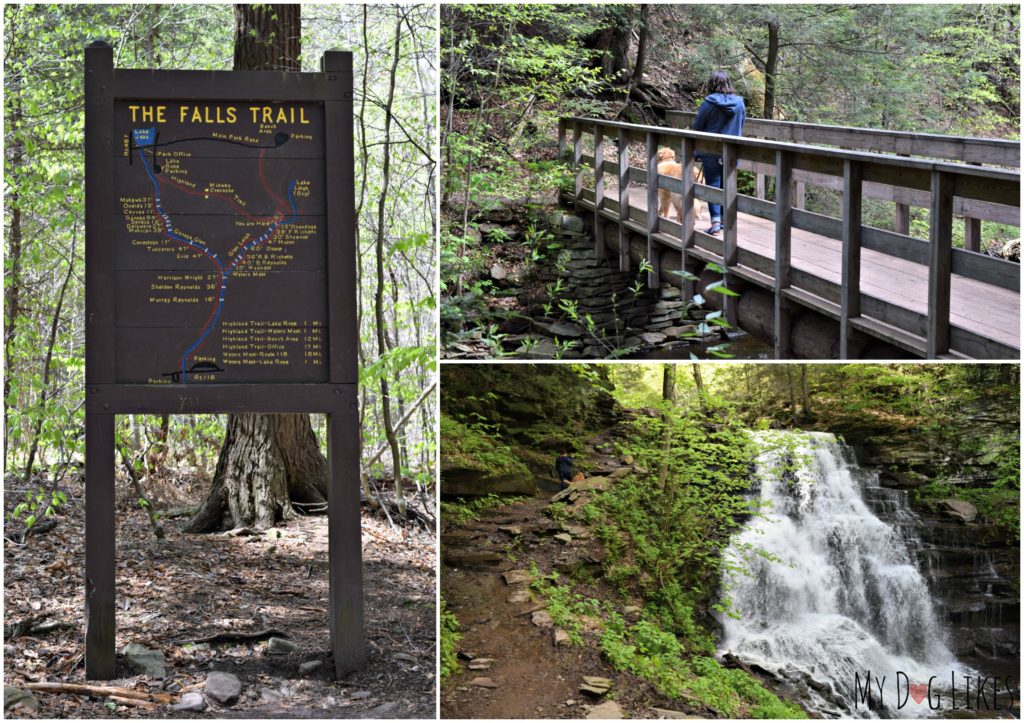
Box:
[860,462,1020,684]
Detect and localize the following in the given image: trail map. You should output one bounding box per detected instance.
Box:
[113,100,327,384]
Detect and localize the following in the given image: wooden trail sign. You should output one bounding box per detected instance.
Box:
[84,41,363,679]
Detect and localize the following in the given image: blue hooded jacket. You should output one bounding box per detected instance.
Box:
[692,93,746,137]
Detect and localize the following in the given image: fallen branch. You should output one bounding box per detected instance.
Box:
[5,612,49,640]
[25,682,172,704]
[177,627,289,645]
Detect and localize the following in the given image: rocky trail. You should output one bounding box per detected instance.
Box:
[441,430,700,720]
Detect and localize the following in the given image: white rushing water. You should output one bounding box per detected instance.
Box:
[720,431,970,718]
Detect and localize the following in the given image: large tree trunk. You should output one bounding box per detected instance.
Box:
[184,413,328,532]
[186,5,327,533]
[587,6,635,81]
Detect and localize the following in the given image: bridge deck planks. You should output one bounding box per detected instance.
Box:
[627,187,1020,354]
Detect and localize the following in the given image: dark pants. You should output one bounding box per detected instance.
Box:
[557,471,572,490]
[696,152,723,221]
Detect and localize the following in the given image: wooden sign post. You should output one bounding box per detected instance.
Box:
[83,41,364,679]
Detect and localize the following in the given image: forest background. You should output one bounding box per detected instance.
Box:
[4,4,437,523]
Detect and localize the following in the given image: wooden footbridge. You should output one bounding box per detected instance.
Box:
[557,114,1020,359]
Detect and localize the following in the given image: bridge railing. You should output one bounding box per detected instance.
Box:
[667,110,1020,252]
[557,116,1020,359]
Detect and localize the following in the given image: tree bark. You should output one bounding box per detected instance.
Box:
[800,365,811,419]
[586,6,635,81]
[375,9,407,516]
[186,4,327,533]
[763,19,780,119]
[691,363,709,417]
[23,241,75,480]
[233,4,301,72]
[657,364,675,492]
[5,77,24,469]
[786,365,798,426]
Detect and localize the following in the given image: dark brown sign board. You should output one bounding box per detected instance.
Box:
[84,41,363,679]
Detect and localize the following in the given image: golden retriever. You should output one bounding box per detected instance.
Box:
[656,148,704,222]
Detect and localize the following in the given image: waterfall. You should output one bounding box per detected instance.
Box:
[720,431,971,718]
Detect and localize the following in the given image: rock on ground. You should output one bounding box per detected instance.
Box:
[205,670,242,705]
[4,685,39,714]
[586,700,623,719]
[650,707,702,718]
[266,637,299,655]
[171,692,207,712]
[531,610,554,628]
[122,643,167,679]
[503,570,532,585]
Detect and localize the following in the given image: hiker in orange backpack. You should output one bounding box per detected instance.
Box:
[555,451,574,491]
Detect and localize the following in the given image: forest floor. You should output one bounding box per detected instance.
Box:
[440,431,703,720]
[3,473,436,719]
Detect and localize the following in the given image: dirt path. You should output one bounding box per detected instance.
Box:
[441,430,694,719]
[4,475,436,719]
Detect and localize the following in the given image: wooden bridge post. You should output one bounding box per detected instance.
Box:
[793,180,806,210]
[593,126,605,257]
[927,170,954,357]
[840,159,863,359]
[617,128,630,272]
[894,153,911,235]
[964,161,982,252]
[645,133,660,289]
[773,150,794,359]
[722,142,739,326]
[755,173,766,200]
[572,120,583,203]
[557,119,566,162]
[680,136,698,301]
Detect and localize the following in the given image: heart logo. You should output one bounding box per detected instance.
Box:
[909,683,928,704]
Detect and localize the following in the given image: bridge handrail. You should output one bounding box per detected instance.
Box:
[665,110,1021,168]
[557,115,1020,360]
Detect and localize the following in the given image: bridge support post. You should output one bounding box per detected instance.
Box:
[894,152,911,235]
[593,127,605,256]
[793,180,806,210]
[774,150,794,359]
[680,136,699,301]
[964,161,982,252]
[645,132,659,289]
[557,119,566,162]
[722,142,739,326]
[617,128,630,272]
[928,170,954,357]
[572,120,583,203]
[840,160,863,359]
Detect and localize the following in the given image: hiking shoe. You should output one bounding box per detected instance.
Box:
[706,221,723,235]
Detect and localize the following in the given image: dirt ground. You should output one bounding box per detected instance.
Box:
[440,433,701,719]
[3,473,436,719]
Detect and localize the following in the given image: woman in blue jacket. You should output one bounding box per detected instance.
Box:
[692,71,746,235]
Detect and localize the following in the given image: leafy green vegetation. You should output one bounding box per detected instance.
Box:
[441,493,528,526]
[440,417,532,481]
[440,599,462,683]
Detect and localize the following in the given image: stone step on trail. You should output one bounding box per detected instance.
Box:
[586,700,623,719]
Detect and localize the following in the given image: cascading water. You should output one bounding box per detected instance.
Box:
[720,431,973,718]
